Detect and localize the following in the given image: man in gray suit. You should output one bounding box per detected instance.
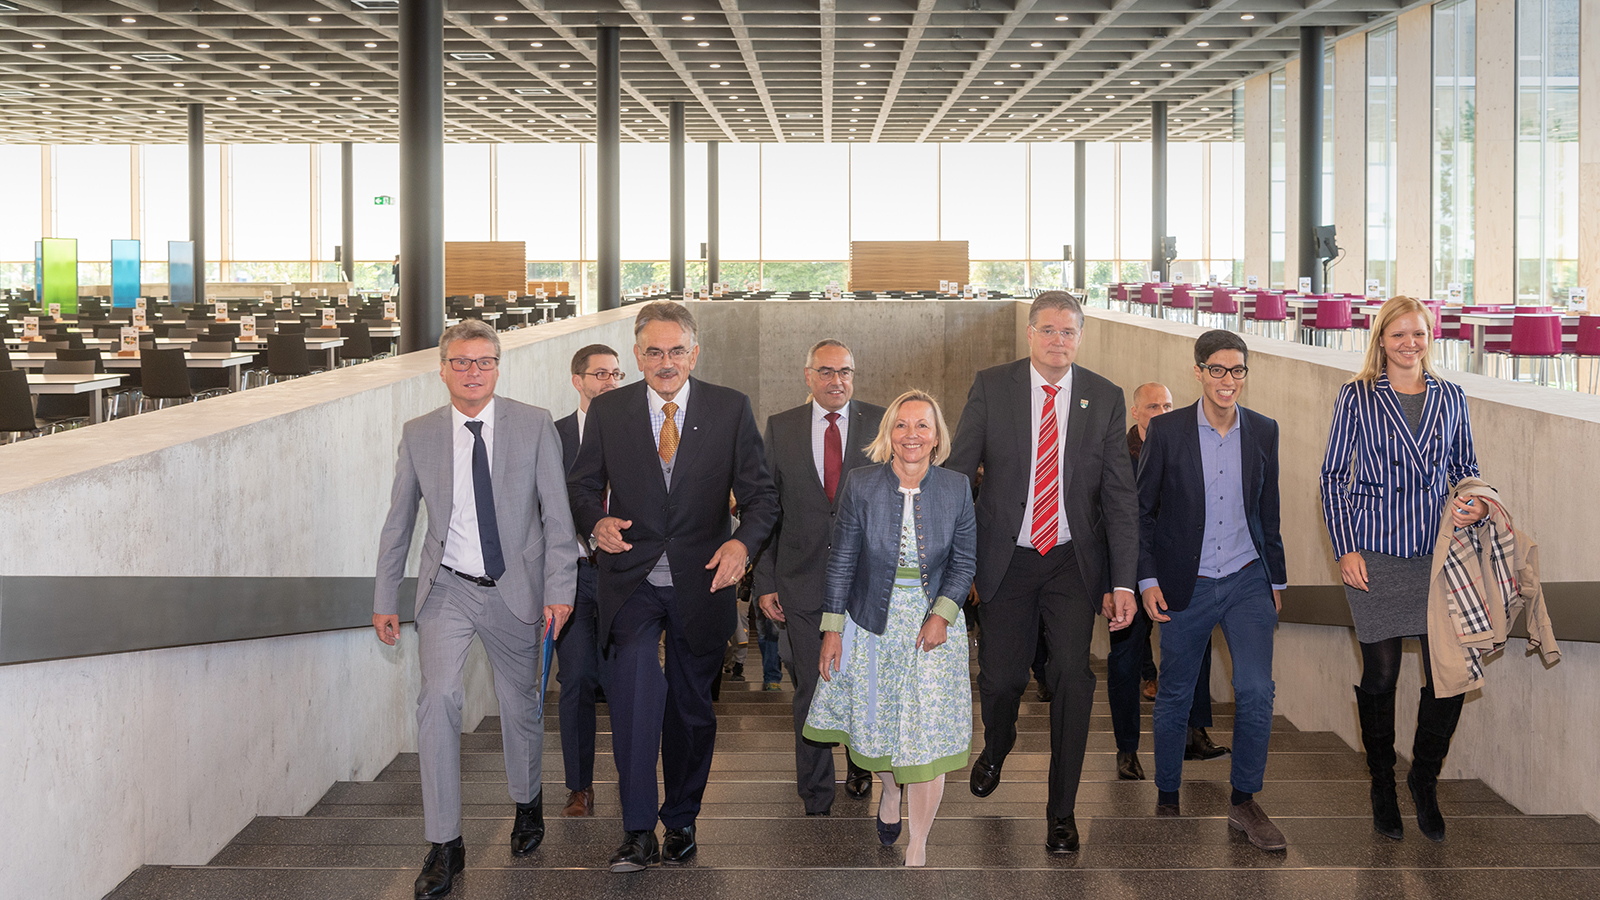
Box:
[374,319,579,900]
[754,339,884,816]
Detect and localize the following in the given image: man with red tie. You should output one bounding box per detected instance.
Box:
[947,291,1140,855]
[754,339,886,816]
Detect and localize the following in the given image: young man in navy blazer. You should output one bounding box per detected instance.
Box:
[1136,330,1288,852]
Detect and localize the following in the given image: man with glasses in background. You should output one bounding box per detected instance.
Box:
[569,301,778,873]
[373,319,578,898]
[1135,330,1287,851]
[754,339,885,817]
[551,344,627,818]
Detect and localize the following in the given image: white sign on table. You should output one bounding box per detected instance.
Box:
[1570,287,1588,312]
[321,308,336,328]
[940,280,950,293]
[1151,271,1161,284]
[135,297,147,311]
[507,290,518,303]
[338,294,349,307]
[382,290,392,300]
[473,294,485,307]
[294,290,302,298]
[1298,277,1312,293]
[383,300,397,320]
[118,326,139,357]
[214,301,228,321]
[263,290,273,301]
[1448,282,1464,302]
[1175,272,1188,284]
[1366,278,1380,298]
[48,302,61,319]
[132,308,148,329]
[1208,273,1220,287]
[22,316,39,340]
[240,315,257,340]
[535,289,547,300]
[1246,275,1259,289]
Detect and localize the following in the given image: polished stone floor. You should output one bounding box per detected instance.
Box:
[108,654,1600,899]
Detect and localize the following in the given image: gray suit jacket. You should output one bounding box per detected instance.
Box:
[374,396,580,625]
[752,400,885,613]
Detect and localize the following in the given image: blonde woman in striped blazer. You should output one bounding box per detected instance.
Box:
[1319,296,1487,845]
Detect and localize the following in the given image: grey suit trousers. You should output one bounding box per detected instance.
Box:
[417,571,545,843]
[783,604,837,814]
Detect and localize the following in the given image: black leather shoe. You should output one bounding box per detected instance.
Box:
[1045,815,1080,853]
[662,825,697,865]
[510,795,545,856]
[608,830,661,873]
[1035,681,1053,703]
[970,752,1004,797]
[1156,803,1181,817]
[414,837,464,899]
[1116,750,1146,781]
[844,759,874,800]
[805,810,831,817]
[1185,726,1230,761]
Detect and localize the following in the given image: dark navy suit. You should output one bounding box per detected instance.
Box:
[554,411,605,794]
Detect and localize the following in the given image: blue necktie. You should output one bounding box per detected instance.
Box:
[464,420,505,581]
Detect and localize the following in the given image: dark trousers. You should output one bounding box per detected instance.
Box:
[554,559,607,791]
[1107,607,1214,752]
[783,604,837,814]
[976,542,1097,820]
[606,581,725,832]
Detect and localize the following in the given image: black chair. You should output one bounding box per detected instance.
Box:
[208,322,241,339]
[34,359,96,430]
[264,334,311,384]
[336,322,375,365]
[55,348,104,370]
[139,348,194,411]
[187,340,235,397]
[0,369,43,443]
[0,344,12,371]
[276,321,306,336]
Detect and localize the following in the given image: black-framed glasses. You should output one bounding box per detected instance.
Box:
[1200,364,1249,379]
[447,356,499,372]
[584,369,626,382]
[642,347,691,362]
[806,366,855,381]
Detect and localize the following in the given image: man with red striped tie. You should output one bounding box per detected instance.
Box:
[947,291,1140,855]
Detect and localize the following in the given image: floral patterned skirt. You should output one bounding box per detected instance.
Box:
[802,575,972,784]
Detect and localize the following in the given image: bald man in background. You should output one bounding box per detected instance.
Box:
[1108,383,1229,782]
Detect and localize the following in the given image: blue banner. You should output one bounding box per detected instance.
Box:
[111,239,141,308]
[168,241,195,307]
[34,241,42,299]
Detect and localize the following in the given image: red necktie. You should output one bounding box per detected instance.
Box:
[823,412,842,504]
[1030,385,1061,554]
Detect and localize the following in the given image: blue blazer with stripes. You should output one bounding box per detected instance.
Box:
[1319,373,1480,560]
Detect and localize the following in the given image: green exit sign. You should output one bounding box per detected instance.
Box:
[374,195,394,206]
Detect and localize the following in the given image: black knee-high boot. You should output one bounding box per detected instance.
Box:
[1407,682,1464,843]
[1354,685,1404,840]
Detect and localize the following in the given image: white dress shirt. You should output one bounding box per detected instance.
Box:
[441,397,496,578]
[1016,363,1074,549]
[812,400,850,486]
[575,406,588,443]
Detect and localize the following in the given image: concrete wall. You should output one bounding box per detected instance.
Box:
[1073,305,1600,819]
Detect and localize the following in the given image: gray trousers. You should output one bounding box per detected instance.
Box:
[416,572,544,843]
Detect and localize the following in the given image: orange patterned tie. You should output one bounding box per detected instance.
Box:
[659,401,680,463]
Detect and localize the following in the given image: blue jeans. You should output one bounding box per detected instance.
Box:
[1108,606,1215,752]
[758,632,783,684]
[1153,563,1277,794]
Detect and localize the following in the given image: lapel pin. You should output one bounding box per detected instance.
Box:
[1079,399,1089,408]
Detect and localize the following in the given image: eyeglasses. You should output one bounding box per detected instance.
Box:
[807,366,855,381]
[583,369,626,382]
[1201,364,1249,379]
[1029,325,1080,342]
[446,356,499,372]
[642,347,691,362]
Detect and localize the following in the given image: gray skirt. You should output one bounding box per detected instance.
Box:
[1344,550,1433,643]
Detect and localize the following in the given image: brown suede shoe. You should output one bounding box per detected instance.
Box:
[1228,800,1287,851]
[562,787,595,817]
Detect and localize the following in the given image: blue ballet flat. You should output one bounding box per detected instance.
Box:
[876,811,903,846]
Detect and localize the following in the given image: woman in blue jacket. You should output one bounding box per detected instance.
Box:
[804,389,976,867]
[1319,296,1486,844]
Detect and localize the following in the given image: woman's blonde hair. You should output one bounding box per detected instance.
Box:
[866,389,952,466]
[1352,296,1440,385]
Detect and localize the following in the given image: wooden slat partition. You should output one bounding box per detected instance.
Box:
[527,281,571,296]
[849,240,969,291]
[445,241,526,297]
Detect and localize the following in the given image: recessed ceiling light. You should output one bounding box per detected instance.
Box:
[1084,107,1091,111]
[309,82,321,87]
[743,118,751,122]
[860,63,870,68]
[719,81,729,85]
[197,43,210,48]
[1055,15,1068,21]
[582,81,592,86]
[868,15,882,22]
[993,81,1003,85]
[308,16,322,22]
[109,64,122,70]
[31,42,44,48]
[493,15,508,21]
[864,42,875,47]
[854,95,863,99]
[38,83,49,87]
[729,94,738,99]
[1066,118,1074,123]
[365,42,378,48]
[851,107,860,112]
[958,118,966,123]
[856,81,866,85]
[1030,42,1042,47]
[1200,106,1210,111]
[226,96,237,100]
[1160,62,1171,67]
[477,95,487,100]
[121,17,137,23]
[172,82,184,87]
[710,63,721,68]
[558,63,570,68]
[1197,41,1210,47]
[682,14,695,20]
[530,42,543,48]
[697,41,709,47]
[1010,63,1021,68]
[1130,81,1140,85]
[101,97,112,101]
[1106,94,1114,98]
[259,64,271,69]
[1241,13,1255,19]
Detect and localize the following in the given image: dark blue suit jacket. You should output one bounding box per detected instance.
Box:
[555,411,580,474]
[1135,402,1286,612]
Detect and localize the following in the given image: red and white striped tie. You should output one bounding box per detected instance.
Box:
[1030,384,1061,554]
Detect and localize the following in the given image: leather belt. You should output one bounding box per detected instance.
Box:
[441,565,497,588]
[1196,558,1257,581]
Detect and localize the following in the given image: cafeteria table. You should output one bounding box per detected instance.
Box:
[26,373,125,424]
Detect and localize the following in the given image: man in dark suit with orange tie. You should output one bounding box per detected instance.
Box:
[947,291,1139,855]
[568,301,778,873]
[754,339,885,817]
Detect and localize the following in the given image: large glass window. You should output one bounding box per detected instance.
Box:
[0,145,43,273]
[1435,0,1477,301]
[716,143,761,262]
[851,143,939,241]
[500,144,583,261]
[760,144,849,261]
[55,145,132,261]
[1367,25,1399,296]
[1167,143,1204,280]
[942,143,1028,262]
[231,144,312,261]
[1269,71,1287,288]
[1028,142,1075,289]
[443,144,491,243]
[1323,49,1335,226]
[140,143,222,284]
[1517,0,1580,303]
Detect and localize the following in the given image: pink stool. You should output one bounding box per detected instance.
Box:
[1571,315,1600,393]
[1167,284,1197,323]
[1246,291,1289,340]
[1487,314,1565,386]
[1136,283,1160,317]
[1303,297,1356,349]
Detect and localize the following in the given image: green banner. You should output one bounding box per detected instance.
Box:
[41,238,78,315]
